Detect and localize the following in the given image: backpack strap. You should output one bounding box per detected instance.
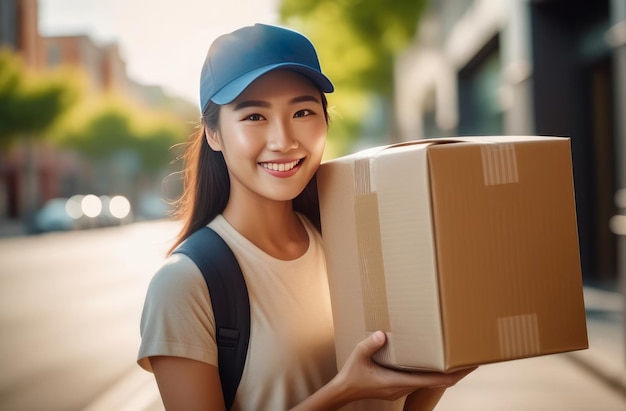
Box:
[173,227,250,411]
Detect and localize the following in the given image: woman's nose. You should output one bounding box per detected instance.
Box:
[267,120,299,152]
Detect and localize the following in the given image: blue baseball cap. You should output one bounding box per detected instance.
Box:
[199,23,334,112]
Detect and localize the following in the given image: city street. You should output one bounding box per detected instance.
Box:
[0,220,624,410]
[0,220,179,410]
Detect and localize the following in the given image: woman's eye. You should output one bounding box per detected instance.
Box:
[244,114,264,121]
[294,109,313,118]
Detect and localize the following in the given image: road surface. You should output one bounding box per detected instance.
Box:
[0,220,178,410]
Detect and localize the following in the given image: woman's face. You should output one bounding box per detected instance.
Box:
[207,69,327,205]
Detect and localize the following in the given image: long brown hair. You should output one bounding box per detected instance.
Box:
[168,92,328,254]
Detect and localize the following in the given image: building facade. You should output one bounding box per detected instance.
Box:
[0,0,43,68]
[1,0,196,225]
[43,35,130,94]
[396,0,626,289]
[1,0,54,221]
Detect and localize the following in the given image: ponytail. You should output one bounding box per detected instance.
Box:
[168,102,227,254]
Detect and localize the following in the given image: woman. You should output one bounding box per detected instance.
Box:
[138,23,473,410]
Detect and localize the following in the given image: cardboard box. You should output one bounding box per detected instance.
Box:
[317,136,588,372]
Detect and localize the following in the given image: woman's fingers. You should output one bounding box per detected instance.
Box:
[338,331,477,403]
[355,330,387,358]
[407,366,477,388]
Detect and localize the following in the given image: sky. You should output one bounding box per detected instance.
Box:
[38,0,280,105]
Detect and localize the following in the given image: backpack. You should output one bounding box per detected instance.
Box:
[173,227,250,411]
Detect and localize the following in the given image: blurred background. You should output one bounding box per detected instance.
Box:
[0,0,625,410]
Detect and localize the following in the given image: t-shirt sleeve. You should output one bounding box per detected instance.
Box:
[137,254,218,372]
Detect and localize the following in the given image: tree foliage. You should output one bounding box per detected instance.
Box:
[280,0,427,148]
[55,95,187,174]
[280,0,427,97]
[0,48,79,148]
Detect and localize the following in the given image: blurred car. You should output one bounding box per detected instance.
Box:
[137,193,171,220]
[32,194,134,233]
[32,198,77,233]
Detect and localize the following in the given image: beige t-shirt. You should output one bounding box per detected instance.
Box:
[138,214,403,411]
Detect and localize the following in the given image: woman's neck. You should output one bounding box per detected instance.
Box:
[222,198,309,260]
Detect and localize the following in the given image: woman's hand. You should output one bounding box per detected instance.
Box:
[291,331,475,411]
[334,331,476,404]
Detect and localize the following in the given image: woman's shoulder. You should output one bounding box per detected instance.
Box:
[145,253,207,302]
[139,253,217,370]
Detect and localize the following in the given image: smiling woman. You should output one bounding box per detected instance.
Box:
[136,23,473,411]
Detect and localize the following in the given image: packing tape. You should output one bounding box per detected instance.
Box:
[355,158,392,332]
[497,313,541,358]
[481,143,519,186]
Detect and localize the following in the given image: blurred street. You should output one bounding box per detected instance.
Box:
[0,220,625,410]
[0,219,178,411]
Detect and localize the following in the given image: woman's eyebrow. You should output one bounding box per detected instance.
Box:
[233,95,321,111]
[290,95,321,104]
[233,100,271,111]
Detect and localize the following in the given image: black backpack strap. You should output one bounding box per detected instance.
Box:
[173,227,250,411]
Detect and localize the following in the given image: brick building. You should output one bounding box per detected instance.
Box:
[0,0,185,224]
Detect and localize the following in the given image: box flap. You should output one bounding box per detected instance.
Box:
[348,136,570,161]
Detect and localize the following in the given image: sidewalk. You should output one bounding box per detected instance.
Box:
[568,286,626,392]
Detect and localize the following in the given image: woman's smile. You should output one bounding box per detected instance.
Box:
[259,158,303,176]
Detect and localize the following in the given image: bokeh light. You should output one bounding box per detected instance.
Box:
[65,195,84,219]
[109,195,131,219]
[610,215,626,236]
[81,194,102,218]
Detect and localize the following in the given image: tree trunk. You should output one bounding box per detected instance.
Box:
[22,135,40,230]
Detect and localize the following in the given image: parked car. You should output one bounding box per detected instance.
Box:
[32,198,78,233]
[32,194,133,233]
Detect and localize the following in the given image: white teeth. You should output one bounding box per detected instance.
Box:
[261,160,300,172]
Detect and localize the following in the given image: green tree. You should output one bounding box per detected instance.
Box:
[0,48,79,148]
[0,49,80,223]
[280,0,427,147]
[56,95,187,193]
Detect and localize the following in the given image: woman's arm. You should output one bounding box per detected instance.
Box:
[290,331,475,411]
[150,356,225,411]
[149,332,474,411]
[403,387,447,411]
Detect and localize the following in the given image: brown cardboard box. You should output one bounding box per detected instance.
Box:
[317,136,588,372]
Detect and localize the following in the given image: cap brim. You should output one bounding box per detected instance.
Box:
[210,63,334,105]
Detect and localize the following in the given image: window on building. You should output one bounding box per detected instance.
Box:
[457,36,503,136]
[47,43,61,67]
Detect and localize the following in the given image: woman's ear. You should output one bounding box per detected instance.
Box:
[205,127,222,151]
